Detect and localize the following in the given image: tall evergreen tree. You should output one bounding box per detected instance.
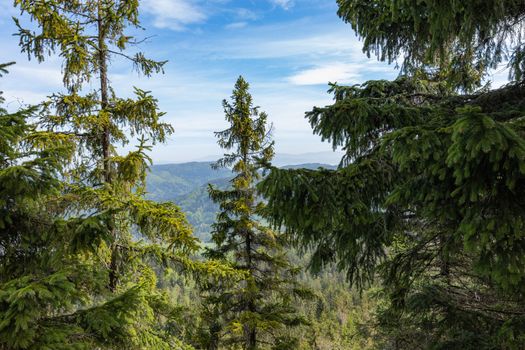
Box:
[200,77,309,350]
[1,61,179,349]
[0,62,80,349]
[4,2,232,349]
[259,1,525,348]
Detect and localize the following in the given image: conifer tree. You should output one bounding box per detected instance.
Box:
[0,62,76,349]
[200,77,309,350]
[1,61,178,349]
[4,1,231,349]
[336,0,525,91]
[259,1,525,348]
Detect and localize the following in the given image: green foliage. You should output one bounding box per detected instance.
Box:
[152,247,381,350]
[259,78,525,347]
[0,1,229,348]
[337,0,525,90]
[258,6,525,348]
[199,77,311,349]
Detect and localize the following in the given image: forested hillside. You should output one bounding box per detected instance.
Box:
[146,162,336,240]
[147,162,233,202]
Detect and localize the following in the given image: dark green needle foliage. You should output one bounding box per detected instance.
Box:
[337,0,525,91]
[1,1,232,349]
[259,1,525,349]
[199,77,310,350]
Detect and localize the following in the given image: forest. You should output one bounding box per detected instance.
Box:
[1,0,524,349]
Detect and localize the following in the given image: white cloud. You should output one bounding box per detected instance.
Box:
[10,65,63,87]
[225,22,248,30]
[195,21,366,60]
[235,8,258,21]
[0,1,396,163]
[288,63,362,85]
[488,65,511,88]
[142,0,206,30]
[1,63,64,105]
[270,0,294,10]
[2,89,47,106]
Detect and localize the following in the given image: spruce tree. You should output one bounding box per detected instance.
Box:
[259,1,525,348]
[200,77,309,350]
[5,2,231,349]
[1,61,177,349]
[336,0,525,91]
[0,62,79,349]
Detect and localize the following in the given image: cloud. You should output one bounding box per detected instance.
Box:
[141,0,206,30]
[10,65,63,87]
[1,64,64,105]
[203,33,362,60]
[0,0,396,163]
[225,22,248,30]
[270,0,294,10]
[288,63,362,85]
[488,64,511,88]
[235,8,258,21]
[188,19,366,60]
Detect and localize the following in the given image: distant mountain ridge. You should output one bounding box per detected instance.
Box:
[146,162,232,202]
[146,161,336,240]
[190,151,344,167]
[272,152,343,166]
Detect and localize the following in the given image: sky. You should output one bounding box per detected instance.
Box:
[0,0,512,164]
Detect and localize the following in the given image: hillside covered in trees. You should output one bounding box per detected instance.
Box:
[146,162,336,240]
[1,0,524,349]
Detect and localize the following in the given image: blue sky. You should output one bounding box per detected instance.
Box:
[0,0,511,164]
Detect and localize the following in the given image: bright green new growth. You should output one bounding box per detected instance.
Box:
[259,1,525,348]
[0,63,81,349]
[1,63,166,349]
[199,77,310,350]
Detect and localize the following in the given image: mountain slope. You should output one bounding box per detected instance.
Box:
[146,162,233,202]
[146,162,336,240]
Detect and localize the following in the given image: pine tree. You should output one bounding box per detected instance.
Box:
[259,1,525,349]
[4,2,232,349]
[200,77,310,350]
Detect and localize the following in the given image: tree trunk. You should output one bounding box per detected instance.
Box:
[242,153,257,350]
[208,321,221,350]
[97,0,117,292]
[244,228,257,350]
[97,1,111,184]
[244,325,256,350]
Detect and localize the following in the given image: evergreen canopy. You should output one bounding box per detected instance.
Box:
[259,1,525,348]
[0,2,234,349]
[200,77,310,350]
[337,0,525,90]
